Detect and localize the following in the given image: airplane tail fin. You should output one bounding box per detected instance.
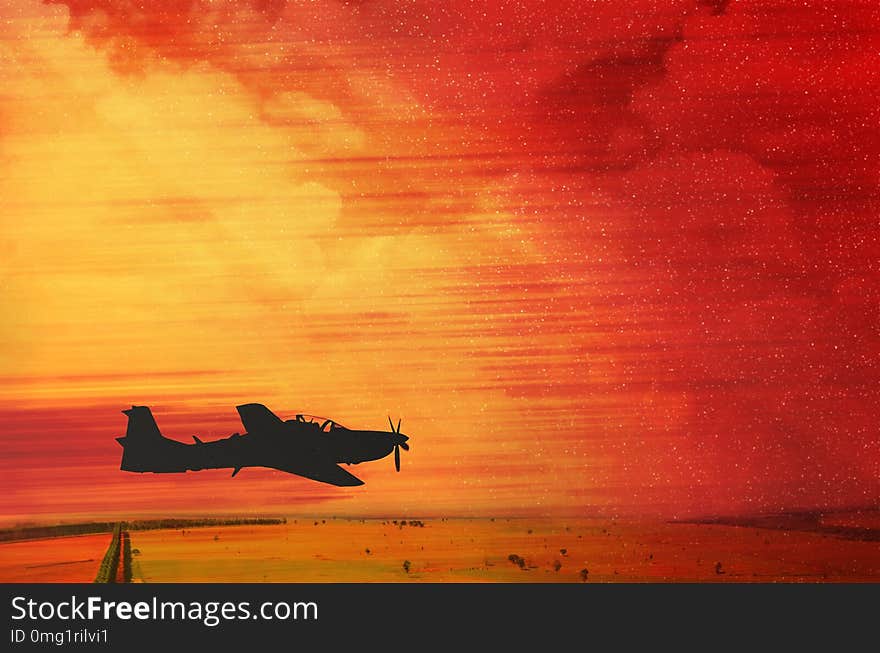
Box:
[117,405,165,472]
[117,406,163,444]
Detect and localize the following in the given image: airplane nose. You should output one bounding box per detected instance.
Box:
[387,418,410,455]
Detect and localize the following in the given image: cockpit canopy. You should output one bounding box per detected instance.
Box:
[291,414,347,432]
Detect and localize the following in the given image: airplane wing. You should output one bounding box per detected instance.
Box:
[271,459,365,487]
[236,403,284,435]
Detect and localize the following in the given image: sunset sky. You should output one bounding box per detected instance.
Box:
[1,0,878,524]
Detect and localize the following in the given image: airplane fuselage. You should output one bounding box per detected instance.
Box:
[122,428,398,472]
[117,405,410,487]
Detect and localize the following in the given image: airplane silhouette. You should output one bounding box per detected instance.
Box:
[116,404,410,486]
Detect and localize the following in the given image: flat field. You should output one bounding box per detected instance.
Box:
[127,517,880,583]
[0,533,112,582]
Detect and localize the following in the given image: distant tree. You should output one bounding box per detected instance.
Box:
[403,560,411,573]
[579,568,589,582]
[508,554,526,569]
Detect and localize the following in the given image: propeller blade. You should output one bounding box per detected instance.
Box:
[394,445,400,472]
[396,418,401,434]
[388,416,395,432]
[400,442,410,451]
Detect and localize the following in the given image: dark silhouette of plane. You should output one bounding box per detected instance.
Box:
[116,404,410,487]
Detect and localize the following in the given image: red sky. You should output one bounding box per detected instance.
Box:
[1,0,878,523]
